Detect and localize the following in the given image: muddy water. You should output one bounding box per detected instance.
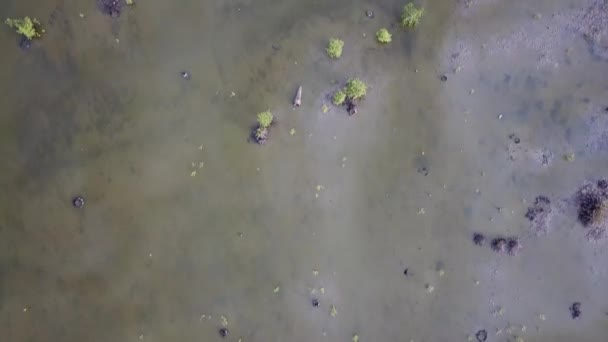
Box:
[2,0,608,341]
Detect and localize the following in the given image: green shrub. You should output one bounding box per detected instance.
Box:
[256,111,274,128]
[344,79,367,100]
[326,38,344,59]
[401,3,424,28]
[5,17,42,40]
[332,90,346,105]
[376,28,392,43]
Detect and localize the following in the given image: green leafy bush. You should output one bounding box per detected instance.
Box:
[401,3,424,28]
[344,79,367,100]
[5,17,42,40]
[376,28,392,43]
[332,90,346,105]
[256,111,274,128]
[326,38,344,59]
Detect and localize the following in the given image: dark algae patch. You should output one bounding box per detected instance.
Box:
[570,302,582,319]
[472,233,486,246]
[475,329,487,342]
[525,195,552,234]
[490,237,507,253]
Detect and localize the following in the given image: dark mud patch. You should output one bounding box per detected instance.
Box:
[525,196,553,234]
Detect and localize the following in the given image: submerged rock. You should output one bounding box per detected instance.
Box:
[72,196,85,209]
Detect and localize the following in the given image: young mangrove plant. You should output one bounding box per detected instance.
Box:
[376,28,392,44]
[401,2,424,28]
[332,90,346,106]
[5,17,43,40]
[344,78,367,100]
[331,78,368,116]
[326,38,344,59]
[253,111,274,144]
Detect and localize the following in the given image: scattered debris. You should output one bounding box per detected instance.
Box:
[72,196,85,209]
[220,315,228,327]
[525,196,552,234]
[570,302,582,319]
[273,286,280,293]
[564,152,575,162]
[329,305,337,317]
[321,104,329,113]
[425,283,435,293]
[293,86,302,107]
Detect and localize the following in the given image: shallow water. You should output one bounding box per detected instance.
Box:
[2,0,608,341]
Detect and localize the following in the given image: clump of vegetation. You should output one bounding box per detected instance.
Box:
[257,111,273,128]
[401,2,424,28]
[253,111,274,144]
[5,17,43,40]
[332,90,346,105]
[376,28,392,43]
[344,78,367,100]
[326,38,344,59]
[331,78,368,116]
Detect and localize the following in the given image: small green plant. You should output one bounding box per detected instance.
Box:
[256,111,274,128]
[326,38,344,59]
[5,17,42,40]
[376,28,392,43]
[401,2,424,28]
[344,79,367,100]
[333,90,346,105]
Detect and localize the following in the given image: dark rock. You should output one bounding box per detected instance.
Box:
[570,302,581,319]
[403,268,409,276]
[475,329,487,342]
[219,328,229,338]
[312,298,319,307]
[598,179,608,190]
[440,75,448,82]
[72,196,85,209]
[365,10,374,18]
[417,166,429,176]
[180,71,191,80]
[473,233,486,246]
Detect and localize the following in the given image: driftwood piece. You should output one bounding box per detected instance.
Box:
[293,85,302,107]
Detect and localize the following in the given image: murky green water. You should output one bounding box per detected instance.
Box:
[2,0,608,341]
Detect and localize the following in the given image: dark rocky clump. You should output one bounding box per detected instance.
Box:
[472,233,486,246]
[98,0,122,17]
[597,179,608,190]
[475,329,487,342]
[570,302,581,319]
[218,328,229,338]
[311,298,319,307]
[403,268,409,276]
[506,237,521,255]
[440,75,448,82]
[490,238,507,253]
[417,166,429,176]
[180,71,191,80]
[365,10,374,18]
[72,196,85,209]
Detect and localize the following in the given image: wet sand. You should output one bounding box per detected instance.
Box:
[1,0,608,341]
